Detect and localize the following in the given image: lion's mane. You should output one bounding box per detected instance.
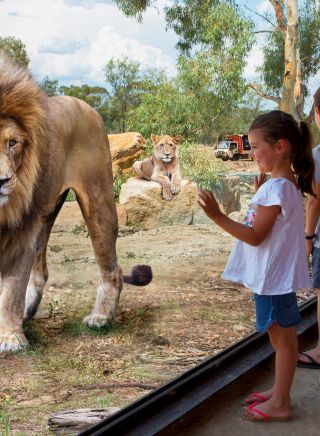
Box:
[0,56,47,228]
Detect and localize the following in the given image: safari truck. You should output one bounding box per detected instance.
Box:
[214,134,251,161]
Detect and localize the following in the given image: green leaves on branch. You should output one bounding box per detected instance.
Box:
[113,0,157,21]
[0,36,29,67]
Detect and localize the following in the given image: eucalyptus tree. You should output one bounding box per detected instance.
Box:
[248,0,320,119]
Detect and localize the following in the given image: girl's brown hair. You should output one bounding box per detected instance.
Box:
[249,110,315,197]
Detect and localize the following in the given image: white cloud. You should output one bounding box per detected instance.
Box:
[256,0,273,15]
[243,29,267,82]
[0,0,177,85]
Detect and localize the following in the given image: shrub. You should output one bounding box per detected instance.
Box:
[179,142,225,192]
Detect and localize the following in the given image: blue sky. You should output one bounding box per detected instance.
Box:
[0,0,318,111]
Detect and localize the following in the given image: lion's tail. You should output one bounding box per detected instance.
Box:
[123,265,153,286]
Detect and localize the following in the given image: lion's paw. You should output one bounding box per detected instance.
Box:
[171,183,181,195]
[83,313,111,328]
[163,190,173,201]
[0,332,29,353]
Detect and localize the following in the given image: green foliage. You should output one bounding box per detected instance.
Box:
[0,411,10,435]
[63,320,114,336]
[165,0,221,53]
[72,223,87,235]
[212,89,265,140]
[114,0,156,21]
[104,57,164,133]
[40,76,60,96]
[66,190,76,202]
[113,174,130,200]
[60,84,107,109]
[127,80,194,138]
[176,1,255,107]
[0,36,29,66]
[49,245,63,253]
[179,142,225,191]
[105,56,141,132]
[299,0,320,87]
[48,300,59,320]
[128,1,254,140]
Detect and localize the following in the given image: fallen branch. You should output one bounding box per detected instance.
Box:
[49,408,120,435]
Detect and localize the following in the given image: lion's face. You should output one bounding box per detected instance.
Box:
[0,119,26,207]
[151,134,182,163]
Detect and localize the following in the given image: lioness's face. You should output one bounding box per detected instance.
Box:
[151,134,182,163]
[0,119,25,207]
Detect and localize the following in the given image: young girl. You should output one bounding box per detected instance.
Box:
[198,110,315,422]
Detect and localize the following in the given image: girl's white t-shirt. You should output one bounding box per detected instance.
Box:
[222,178,311,295]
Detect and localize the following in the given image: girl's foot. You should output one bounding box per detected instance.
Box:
[239,398,290,422]
[241,388,273,406]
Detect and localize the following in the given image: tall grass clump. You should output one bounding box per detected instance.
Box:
[179,142,225,193]
[113,174,130,201]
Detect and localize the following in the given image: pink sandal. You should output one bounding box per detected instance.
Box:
[240,391,268,406]
[238,402,290,422]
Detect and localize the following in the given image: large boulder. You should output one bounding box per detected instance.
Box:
[108,132,147,179]
[119,175,241,229]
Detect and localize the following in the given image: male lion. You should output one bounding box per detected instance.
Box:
[132,134,182,200]
[0,57,152,353]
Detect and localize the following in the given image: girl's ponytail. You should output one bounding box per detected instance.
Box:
[291,121,315,197]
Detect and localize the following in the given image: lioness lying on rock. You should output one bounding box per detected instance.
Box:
[132,134,182,200]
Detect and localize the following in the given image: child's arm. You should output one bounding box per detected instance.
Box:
[197,189,280,247]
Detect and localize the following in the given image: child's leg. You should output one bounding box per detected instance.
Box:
[298,247,320,363]
[298,288,320,363]
[242,323,297,419]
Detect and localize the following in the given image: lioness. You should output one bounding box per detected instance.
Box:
[133,134,182,200]
[0,57,151,353]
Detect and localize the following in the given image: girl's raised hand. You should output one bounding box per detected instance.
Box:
[197,189,223,221]
[254,172,266,193]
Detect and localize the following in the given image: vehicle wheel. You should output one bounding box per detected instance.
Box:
[232,155,239,161]
[222,155,228,161]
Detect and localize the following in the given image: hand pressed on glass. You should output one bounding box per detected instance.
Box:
[197,189,222,222]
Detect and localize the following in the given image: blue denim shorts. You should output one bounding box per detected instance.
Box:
[253,293,302,332]
[312,246,320,289]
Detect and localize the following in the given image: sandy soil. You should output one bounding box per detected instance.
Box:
[0,159,313,434]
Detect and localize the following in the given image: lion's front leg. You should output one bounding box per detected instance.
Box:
[170,170,182,195]
[0,254,34,353]
[152,174,173,200]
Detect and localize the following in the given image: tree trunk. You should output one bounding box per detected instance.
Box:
[279,0,300,119]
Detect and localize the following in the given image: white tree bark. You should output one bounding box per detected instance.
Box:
[279,0,300,118]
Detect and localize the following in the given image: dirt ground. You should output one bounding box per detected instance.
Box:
[0,159,313,435]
